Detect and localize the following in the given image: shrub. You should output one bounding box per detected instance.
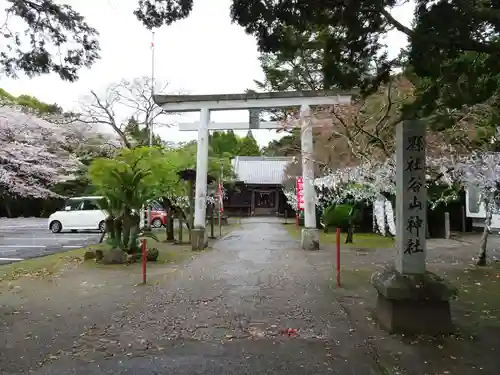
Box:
[323,204,359,231]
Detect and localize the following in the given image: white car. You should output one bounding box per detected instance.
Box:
[48,196,107,233]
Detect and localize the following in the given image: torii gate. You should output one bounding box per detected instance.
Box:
[153,91,353,250]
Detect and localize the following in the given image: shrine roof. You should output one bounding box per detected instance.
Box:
[232,156,293,185]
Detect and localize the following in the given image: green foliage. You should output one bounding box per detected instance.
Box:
[262,130,300,156]
[209,130,261,157]
[322,204,337,227]
[134,0,193,28]
[237,131,260,156]
[0,88,62,114]
[138,0,500,133]
[89,147,157,205]
[138,232,160,243]
[231,1,388,93]
[89,147,158,252]
[323,204,357,231]
[2,0,100,81]
[124,117,163,148]
[0,88,16,102]
[210,130,240,157]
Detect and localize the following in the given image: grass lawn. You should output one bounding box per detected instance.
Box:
[283,223,395,249]
[0,223,239,283]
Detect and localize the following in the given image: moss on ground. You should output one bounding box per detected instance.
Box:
[0,224,240,283]
[447,263,500,327]
[284,224,395,249]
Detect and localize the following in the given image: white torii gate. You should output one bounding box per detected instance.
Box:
[153,91,353,250]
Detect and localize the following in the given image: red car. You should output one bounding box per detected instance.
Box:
[148,209,167,228]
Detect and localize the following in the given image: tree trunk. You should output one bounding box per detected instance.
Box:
[105,216,115,242]
[114,216,123,248]
[178,217,183,244]
[122,211,132,250]
[99,230,106,244]
[162,197,175,241]
[4,198,12,218]
[345,207,354,244]
[210,205,215,238]
[345,218,354,244]
[128,213,141,253]
[477,212,492,266]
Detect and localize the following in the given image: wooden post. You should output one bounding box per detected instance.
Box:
[210,207,215,239]
[336,228,341,287]
[178,217,183,244]
[444,212,451,239]
[461,205,466,232]
[141,239,147,284]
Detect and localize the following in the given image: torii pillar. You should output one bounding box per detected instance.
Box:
[153,91,353,250]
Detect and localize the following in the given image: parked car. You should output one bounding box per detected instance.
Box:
[48,196,107,233]
[149,209,167,228]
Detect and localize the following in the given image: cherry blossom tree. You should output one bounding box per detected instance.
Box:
[313,158,397,236]
[285,154,462,237]
[455,152,500,266]
[0,105,113,203]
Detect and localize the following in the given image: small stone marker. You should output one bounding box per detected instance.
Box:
[371,120,457,334]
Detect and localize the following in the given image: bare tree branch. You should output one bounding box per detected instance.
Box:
[78,77,177,149]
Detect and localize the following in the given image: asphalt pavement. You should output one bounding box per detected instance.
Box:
[0,218,101,265]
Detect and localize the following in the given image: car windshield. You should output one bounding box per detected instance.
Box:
[63,199,83,211]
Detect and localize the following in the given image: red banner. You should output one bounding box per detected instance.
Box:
[218,181,224,213]
[296,177,304,211]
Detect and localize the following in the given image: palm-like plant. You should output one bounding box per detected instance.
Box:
[97,192,125,248]
[106,162,156,253]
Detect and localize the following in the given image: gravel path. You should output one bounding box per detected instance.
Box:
[1,218,381,375]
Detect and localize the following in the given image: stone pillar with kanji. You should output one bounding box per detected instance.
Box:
[370,120,457,334]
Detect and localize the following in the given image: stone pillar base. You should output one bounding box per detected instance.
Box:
[191,227,208,251]
[301,228,319,250]
[371,266,457,334]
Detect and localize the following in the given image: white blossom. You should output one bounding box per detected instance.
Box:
[0,106,111,198]
[456,152,500,218]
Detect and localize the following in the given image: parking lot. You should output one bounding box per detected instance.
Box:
[0,218,101,264]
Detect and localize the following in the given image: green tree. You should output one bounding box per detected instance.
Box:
[89,147,158,253]
[124,117,163,148]
[210,130,240,157]
[143,142,234,241]
[237,131,261,156]
[0,88,62,114]
[136,0,500,131]
[2,0,100,81]
[262,130,301,157]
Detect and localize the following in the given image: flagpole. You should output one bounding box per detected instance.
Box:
[219,165,223,237]
[149,31,155,147]
[147,31,155,231]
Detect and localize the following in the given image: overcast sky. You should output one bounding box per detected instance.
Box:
[0,0,413,147]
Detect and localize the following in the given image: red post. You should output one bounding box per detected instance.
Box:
[336,227,341,287]
[141,239,147,284]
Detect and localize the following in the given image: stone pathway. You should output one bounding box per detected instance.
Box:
[2,217,382,375]
[7,218,497,375]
